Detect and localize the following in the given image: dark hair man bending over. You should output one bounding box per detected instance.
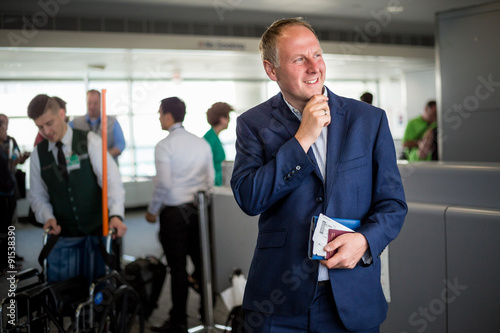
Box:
[231,18,407,332]
[28,94,126,283]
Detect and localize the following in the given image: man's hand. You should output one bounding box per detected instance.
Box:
[18,151,30,164]
[43,218,61,235]
[110,216,127,238]
[145,212,157,223]
[320,232,369,269]
[295,94,330,153]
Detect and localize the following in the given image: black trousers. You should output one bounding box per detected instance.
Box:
[159,203,203,325]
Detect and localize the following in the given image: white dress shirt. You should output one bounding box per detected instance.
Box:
[285,88,372,281]
[147,123,214,215]
[284,89,330,281]
[29,126,125,223]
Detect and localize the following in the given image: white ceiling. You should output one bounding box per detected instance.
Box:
[0,0,495,81]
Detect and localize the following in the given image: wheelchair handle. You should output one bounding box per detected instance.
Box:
[105,227,117,257]
[43,227,52,245]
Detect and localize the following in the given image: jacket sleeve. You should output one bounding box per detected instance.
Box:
[230,115,317,216]
[357,111,407,263]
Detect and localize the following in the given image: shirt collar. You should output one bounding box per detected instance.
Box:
[48,125,72,152]
[283,86,329,121]
[168,122,183,132]
[86,113,101,125]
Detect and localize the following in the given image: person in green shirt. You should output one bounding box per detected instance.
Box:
[403,100,437,159]
[203,102,233,186]
[407,127,438,162]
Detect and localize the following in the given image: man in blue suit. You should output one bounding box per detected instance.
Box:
[231,18,407,332]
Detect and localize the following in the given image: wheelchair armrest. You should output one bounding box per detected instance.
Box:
[16,268,41,283]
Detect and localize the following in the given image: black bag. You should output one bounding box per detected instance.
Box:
[15,169,26,199]
[224,305,245,333]
[124,256,167,319]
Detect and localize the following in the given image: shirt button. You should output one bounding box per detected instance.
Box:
[296,166,301,171]
[316,197,323,203]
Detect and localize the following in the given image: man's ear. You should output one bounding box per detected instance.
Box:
[58,108,66,119]
[263,60,278,82]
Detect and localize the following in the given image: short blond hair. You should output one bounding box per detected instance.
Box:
[259,17,317,68]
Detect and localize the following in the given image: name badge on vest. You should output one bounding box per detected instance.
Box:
[66,154,81,171]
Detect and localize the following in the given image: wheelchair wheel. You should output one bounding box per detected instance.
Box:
[97,284,144,333]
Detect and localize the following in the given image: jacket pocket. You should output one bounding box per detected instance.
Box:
[337,155,368,173]
[257,229,287,249]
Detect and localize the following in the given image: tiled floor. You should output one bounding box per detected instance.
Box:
[1,208,230,332]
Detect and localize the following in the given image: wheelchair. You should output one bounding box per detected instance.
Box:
[0,228,144,333]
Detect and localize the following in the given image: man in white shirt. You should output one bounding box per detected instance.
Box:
[27,94,126,283]
[145,97,214,333]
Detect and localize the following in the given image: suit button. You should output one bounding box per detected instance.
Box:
[316,197,323,203]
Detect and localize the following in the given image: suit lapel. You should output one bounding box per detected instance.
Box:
[325,89,348,202]
[270,94,321,179]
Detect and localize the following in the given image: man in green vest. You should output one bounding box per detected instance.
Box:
[27,94,127,283]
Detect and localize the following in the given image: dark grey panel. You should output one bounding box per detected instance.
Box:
[437,4,500,162]
[441,109,500,162]
[398,162,500,209]
[211,190,258,293]
[382,203,447,333]
[445,206,500,333]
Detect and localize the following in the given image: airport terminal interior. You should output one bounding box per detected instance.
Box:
[1,0,500,332]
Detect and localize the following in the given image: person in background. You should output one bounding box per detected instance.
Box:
[70,89,126,162]
[31,97,69,226]
[360,92,373,105]
[27,94,126,284]
[145,97,214,333]
[203,102,233,186]
[231,17,407,332]
[402,100,437,159]
[0,114,30,273]
[407,127,438,162]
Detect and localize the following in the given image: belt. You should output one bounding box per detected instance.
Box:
[318,280,330,287]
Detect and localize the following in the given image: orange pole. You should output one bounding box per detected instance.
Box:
[101,89,109,236]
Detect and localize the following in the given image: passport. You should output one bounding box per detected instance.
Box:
[325,229,353,259]
[308,214,360,260]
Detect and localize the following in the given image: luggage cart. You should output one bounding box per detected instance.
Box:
[0,228,144,333]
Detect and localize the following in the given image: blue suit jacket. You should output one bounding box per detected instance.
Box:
[231,88,407,331]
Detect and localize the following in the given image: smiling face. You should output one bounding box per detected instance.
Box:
[34,108,67,143]
[264,25,326,111]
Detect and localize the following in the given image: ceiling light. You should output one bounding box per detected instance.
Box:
[387,6,404,13]
[88,64,106,70]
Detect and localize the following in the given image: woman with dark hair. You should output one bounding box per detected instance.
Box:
[203,102,233,186]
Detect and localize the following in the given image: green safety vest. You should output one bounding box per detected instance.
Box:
[38,129,102,237]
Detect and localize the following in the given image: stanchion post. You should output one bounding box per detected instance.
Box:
[197,191,215,331]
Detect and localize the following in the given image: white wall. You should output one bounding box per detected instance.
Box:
[404,69,437,123]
